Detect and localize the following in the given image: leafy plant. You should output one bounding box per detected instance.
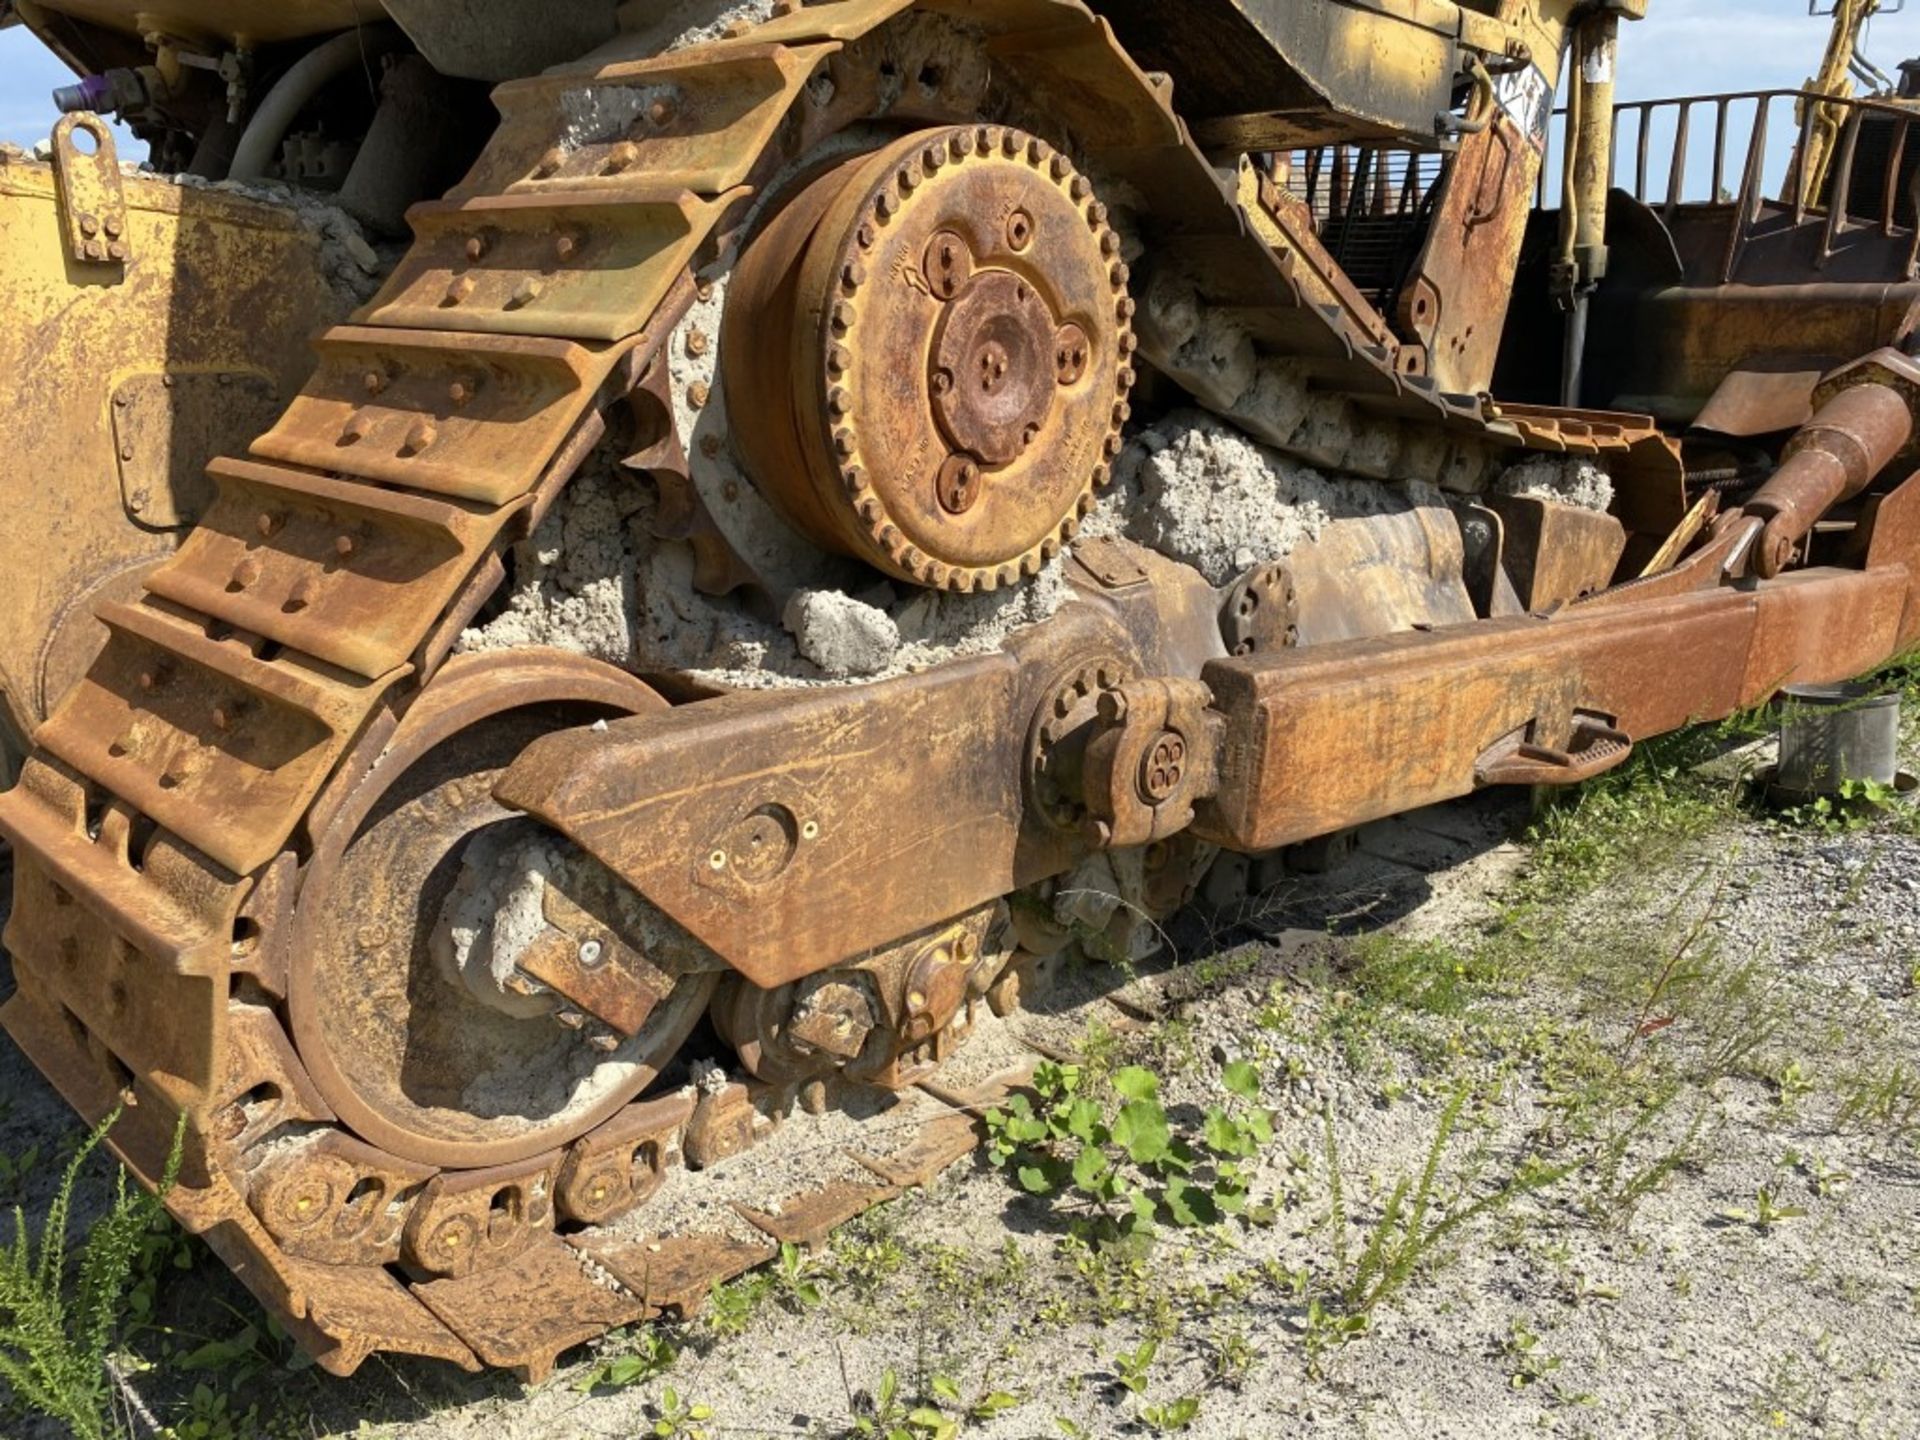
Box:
[1109,1338,1157,1396]
[575,1328,678,1393]
[1500,1320,1562,1391]
[0,1108,182,1440]
[647,1384,713,1439]
[773,1240,825,1311]
[164,1381,259,1440]
[984,1059,1274,1243]
[1298,1296,1367,1373]
[841,1368,1017,1440]
[1717,1188,1807,1232]
[1140,1395,1202,1432]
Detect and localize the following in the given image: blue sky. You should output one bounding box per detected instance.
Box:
[4,3,1920,155]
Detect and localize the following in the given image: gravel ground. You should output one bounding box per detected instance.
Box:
[0,734,1916,1440]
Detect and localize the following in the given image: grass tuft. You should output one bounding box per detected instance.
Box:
[0,1107,182,1440]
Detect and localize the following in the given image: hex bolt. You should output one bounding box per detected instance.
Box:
[1054,325,1091,385]
[937,454,983,515]
[923,231,971,299]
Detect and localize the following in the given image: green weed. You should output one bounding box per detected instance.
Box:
[984,1058,1275,1243]
[575,1328,678,1394]
[1323,1086,1572,1319]
[0,1108,183,1440]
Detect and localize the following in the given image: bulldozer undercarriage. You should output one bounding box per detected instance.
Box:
[4,0,1920,1383]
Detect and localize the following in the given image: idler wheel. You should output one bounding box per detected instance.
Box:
[725,125,1134,591]
[286,653,717,1171]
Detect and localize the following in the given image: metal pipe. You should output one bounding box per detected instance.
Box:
[1743,352,1919,576]
[1557,9,1620,407]
[229,24,400,182]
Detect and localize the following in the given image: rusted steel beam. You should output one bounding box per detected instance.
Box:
[1196,563,1913,854]
[492,604,1150,987]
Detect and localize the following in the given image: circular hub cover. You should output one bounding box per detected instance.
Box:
[726,126,1134,592]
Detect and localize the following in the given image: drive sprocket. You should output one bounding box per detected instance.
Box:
[726,124,1134,592]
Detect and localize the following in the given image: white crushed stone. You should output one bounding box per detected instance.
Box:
[460,453,650,665]
[557,83,671,148]
[610,0,777,58]
[1110,409,1448,586]
[438,826,560,1022]
[153,170,389,305]
[783,589,901,678]
[1496,455,1616,512]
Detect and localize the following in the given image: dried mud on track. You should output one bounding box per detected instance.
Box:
[3,736,1919,1440]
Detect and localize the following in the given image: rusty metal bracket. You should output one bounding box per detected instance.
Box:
[1080,677,1223,849]
[50,113,129,266]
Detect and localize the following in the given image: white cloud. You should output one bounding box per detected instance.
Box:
[1616,0,1920,101]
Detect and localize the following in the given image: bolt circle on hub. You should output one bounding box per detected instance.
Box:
[725,125,1132,591]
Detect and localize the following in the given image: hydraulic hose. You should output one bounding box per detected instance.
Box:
[229,23,402,181]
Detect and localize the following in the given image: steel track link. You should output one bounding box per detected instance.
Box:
[0,0,1671,1379]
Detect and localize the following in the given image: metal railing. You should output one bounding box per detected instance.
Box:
[1537,86,1920,279]
[1277,145,1448,301]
